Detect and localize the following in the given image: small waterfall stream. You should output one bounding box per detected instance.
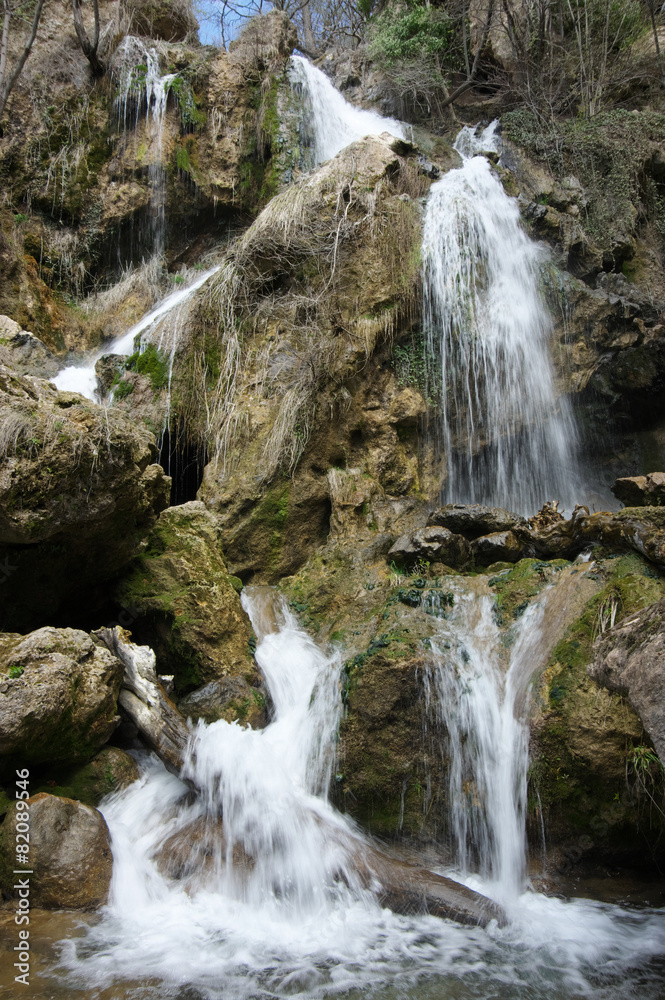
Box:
[288,55,406,164]
[53,265,219,400]
[113,37,177,258]
[423,123,582,514]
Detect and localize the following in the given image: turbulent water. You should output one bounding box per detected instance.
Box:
[288,55,406,164]
[423,122,582,514]
[34,580,665,1000]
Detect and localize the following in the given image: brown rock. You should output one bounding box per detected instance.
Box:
[589,597,665,764]
[0,794,112,908]
[612,473,665,508]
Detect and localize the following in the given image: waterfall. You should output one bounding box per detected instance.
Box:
[53,265,219,400]
[426,562,594,903]
[57,583,665,997]
[113,38,177,258]
[423,122,581,514]
[288,55,406,164]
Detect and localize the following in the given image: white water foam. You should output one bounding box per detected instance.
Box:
[423,122,581,514]
[288,55,406,164]
[52,265,219,400]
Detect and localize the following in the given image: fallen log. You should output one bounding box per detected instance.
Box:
[94,626,191,777]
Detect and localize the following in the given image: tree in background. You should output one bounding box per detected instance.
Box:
[72,0,106,77]
[0,0,45,120]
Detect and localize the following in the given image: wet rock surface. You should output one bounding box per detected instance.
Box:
[114,502,258,698]
[0,316,59,379]
[0,793,113,908]
[427,503,527,539]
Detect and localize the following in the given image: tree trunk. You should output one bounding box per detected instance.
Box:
[72,0,105,77]
[0,0,45,121]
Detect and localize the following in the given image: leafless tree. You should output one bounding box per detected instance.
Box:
[0,0,45,121]
[72,0,105,77]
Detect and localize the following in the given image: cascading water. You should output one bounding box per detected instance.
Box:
[45,580,665,1000]
[425,562,597,903]
[423,122,582,514]
[53,265,219,400]
[288,55,407,164]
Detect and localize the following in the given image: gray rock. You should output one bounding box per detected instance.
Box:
[0,627,123,771]
[178,677,261,725]
[388,526,470,568]
[0,315,59,378]
[95,353,126,398]
[612,473,665,508]
[589,597,665,764]
[0,793,112,908]
[470,530,530,565]
[427,503,527,540]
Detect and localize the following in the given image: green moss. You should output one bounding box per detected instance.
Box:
[531,553,665,855]
[126,344,169,392]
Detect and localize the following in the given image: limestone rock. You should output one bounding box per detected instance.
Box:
[115,502,257,696]
[0,794,112,908]
[124,0,198,40]
[428,503,527,540]
[589,597,665,764]
[0,316,58,378]
[0,627,123,772]
[0,366,170,629]
[612,473,665,508]
[388,526,471,568]
[95,353,127,398]
[178,678,267,728]
[470,529,526,565]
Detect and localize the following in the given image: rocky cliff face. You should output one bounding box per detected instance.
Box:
[1,5,665,894]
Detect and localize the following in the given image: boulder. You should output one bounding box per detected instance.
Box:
[388,526,470,568]
[0,628,123,773]
[114,502,258,696]
[428,503,527,540]
[588,597,665,764]
[0,316,58,378]
[0,365,170,629]
[0,794,112,908]
[178,678,267,728]
[612,473,665,508]
[470,529,528,565]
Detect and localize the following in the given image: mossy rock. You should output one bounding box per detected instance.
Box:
[530,552,665,864]
[114,501,255,695]
[29,748,139,807]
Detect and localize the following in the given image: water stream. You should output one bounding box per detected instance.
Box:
[28,579,665,1000]
[53,265,219,400]
[423,122,582,514]
[288,55,406,164]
